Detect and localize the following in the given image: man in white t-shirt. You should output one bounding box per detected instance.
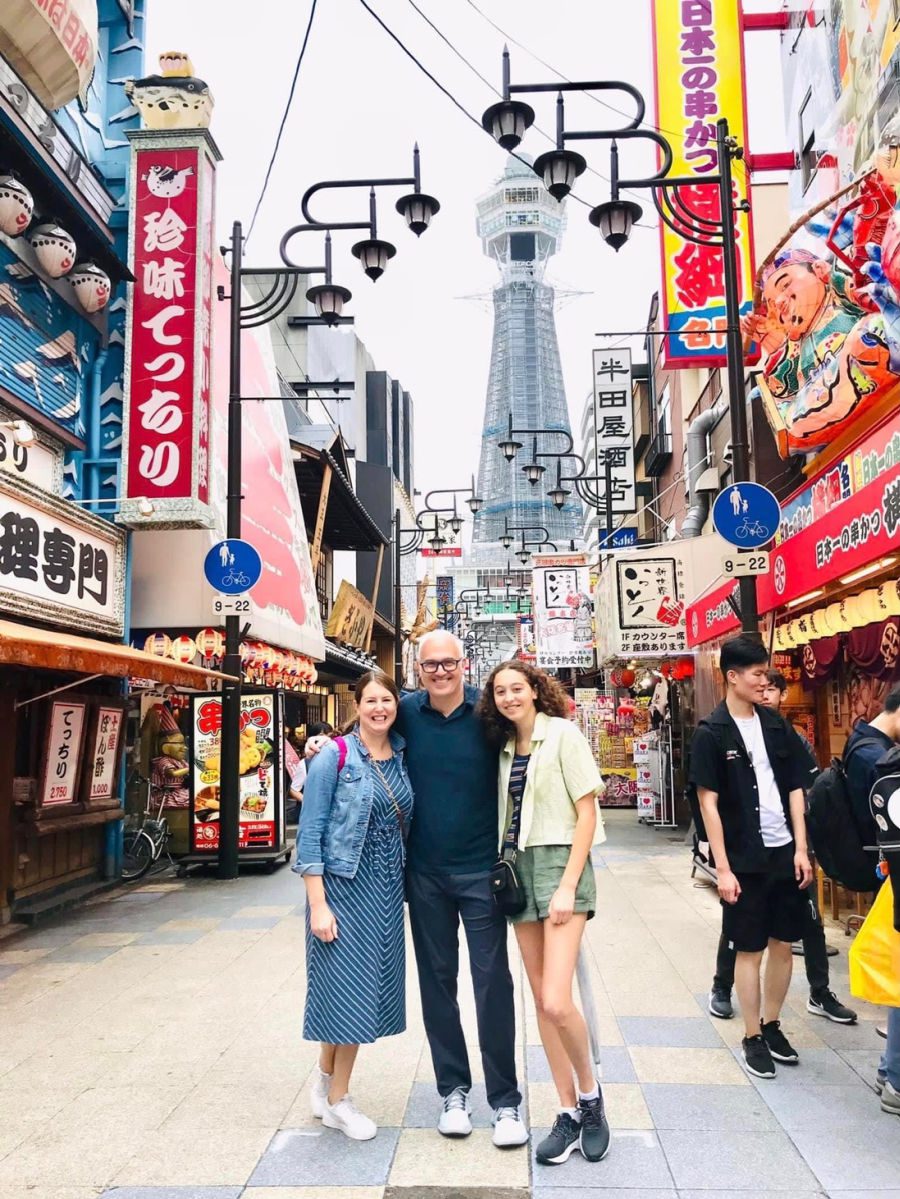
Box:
[689,635,812,1080]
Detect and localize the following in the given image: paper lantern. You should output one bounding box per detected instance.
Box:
[788,618,809,646]
[0,175,33,236]
[620,668,636,687]
[808,608,833,639]
[842,594,867,629]
[856,588,883,627]
[28,222,76,277]
[774,626,789,652]
[285,653,299,677]
[825,601,851,635]
[144,632,171,658]
[68,262,111,313]
[169,635,196,664]
[196,628,224,659]
[877,580,900,618]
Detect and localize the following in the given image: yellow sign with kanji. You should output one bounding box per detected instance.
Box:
[651,0,754,367]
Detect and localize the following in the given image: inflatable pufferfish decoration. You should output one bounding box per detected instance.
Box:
[125,52,214,130]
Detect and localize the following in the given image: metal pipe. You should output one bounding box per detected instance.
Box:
[681,397,727,538]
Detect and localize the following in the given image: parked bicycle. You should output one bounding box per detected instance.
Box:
[122,773,174,882]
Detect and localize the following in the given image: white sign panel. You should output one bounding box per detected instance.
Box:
[592,347,636,515]
[722,551,769,578]
[0,474,126,636]
[213,593,251,616]
[87,707,123,803]
[531,552,594,669]
[42,700,87,806]
[616,554,688,655]
[0,408,63,493]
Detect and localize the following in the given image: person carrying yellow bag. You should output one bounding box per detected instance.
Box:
[849,877,900,1008]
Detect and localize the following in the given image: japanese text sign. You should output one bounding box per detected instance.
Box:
[123,130,219,527]
[0,474,125,636]
[592,348,636,515]
[595,542,703,656]
[41,700,87,807]
[686,578,740,647]
[85,706,123,804]
[652,0,754,366]
[531,553,594,669]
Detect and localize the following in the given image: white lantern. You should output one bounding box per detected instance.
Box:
[808,609,833,639]
[789,617,809,646]
[856,588,883,627]
[28,223,76,278]
[0,175,33,237]
[877,580,900,618]
[68,262,111,313]
[842,594,867,629]
[825,601,851,634]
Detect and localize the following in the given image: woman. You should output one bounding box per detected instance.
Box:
[478,661,608,1167]
[295,671,413,1140]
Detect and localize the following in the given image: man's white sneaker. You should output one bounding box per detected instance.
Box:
[438,1087,472,1137]
[310,1068,331,1119]
[322,1095,377,1140]
[492,1104,528,1148]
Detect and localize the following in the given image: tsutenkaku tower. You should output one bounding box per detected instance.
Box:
[472,155,582,550]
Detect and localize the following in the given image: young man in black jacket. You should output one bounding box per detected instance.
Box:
[708,670,856,1026]
[690,635,813,1079]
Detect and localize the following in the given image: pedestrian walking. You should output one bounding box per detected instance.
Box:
[689,634,813,1079]
[478,661,610,1166]
[294,671,413,1141]
[708,669,856,1025]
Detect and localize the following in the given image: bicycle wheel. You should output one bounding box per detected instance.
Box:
[122,831,154,882]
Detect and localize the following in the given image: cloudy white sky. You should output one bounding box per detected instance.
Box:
[145,0,786,494]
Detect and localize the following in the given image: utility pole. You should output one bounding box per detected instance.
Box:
[219,220,243,879]
[393,508,403,686]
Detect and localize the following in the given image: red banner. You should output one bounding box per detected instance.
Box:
[759,459,900,614]
[686,579,740,648]
[123,132,218,526]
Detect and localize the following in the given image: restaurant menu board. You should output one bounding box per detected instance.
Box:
[41,700,87,806]
[189,692,280,852]
[86,706,123,803]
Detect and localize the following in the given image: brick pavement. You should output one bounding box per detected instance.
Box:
[0,812,898,1198]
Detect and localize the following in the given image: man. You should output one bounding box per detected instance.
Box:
[708,670,856,1025]
[690,634,813,1079]
[308,631,528,1147]
[845,682,900,837]
[399,630,527,1146]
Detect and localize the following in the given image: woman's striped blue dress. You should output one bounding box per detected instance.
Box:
[303,755,413,1044]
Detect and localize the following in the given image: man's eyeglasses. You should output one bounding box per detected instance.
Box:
[419,658,463,675]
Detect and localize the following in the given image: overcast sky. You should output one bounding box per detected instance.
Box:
[145,0,786,495]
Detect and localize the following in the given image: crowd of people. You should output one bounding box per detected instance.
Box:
[291,628,900,1166]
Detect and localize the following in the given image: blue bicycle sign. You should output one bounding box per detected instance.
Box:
[204,540,262,596]
[712,483,780,550]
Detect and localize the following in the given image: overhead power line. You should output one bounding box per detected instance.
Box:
[246,0,319,245]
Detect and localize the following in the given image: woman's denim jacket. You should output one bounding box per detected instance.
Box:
[293,728,411,879]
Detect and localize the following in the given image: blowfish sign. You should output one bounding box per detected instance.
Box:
[121,130,220,527]
[651,0,754,367]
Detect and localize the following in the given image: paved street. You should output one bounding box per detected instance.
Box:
[0,812,898,1199]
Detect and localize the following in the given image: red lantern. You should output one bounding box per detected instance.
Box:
[660,662,673,679]
[620,668,636,688]
[609,667,623,688]
[196,628,224,659]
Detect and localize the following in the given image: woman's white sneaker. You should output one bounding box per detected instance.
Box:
[438,1087,473,1137]
[322,1095,377,1140]
[310,1068,331,1119]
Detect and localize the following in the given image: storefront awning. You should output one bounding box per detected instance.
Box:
[0,620,239,689]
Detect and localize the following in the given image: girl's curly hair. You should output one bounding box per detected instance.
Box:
[476,659,570,747]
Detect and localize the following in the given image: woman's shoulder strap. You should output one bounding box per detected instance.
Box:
[334,735,348,773]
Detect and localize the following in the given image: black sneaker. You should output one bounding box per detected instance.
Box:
[807,989,857,1024]
[708,986,734,1019]
[535,1111,581,1165]
[761,1019,799,1064]
[742,1033,776,1078]
[578,1092,610,1163]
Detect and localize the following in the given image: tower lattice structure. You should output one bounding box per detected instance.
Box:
[472,156,582,552]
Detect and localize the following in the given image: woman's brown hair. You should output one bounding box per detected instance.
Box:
[338,670,401,735]
[476,659,569,747]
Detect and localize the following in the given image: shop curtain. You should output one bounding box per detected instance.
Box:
[846,617,900,682]
[801,635,842,689]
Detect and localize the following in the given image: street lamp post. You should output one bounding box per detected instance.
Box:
[217,154,440,879]
[483,53,758,633]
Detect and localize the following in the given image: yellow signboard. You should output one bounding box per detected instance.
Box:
[651,0,754,367]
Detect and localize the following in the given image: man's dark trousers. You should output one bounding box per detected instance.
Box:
[407,869,521,1108]
[714,885,829,993]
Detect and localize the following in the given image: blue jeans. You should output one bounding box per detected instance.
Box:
[881,1007,900,1089]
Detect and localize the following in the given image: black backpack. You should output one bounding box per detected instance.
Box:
[870,745,900,932]
[806,737,882,892]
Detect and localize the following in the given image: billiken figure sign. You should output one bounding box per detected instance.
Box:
[121,128,221,527]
